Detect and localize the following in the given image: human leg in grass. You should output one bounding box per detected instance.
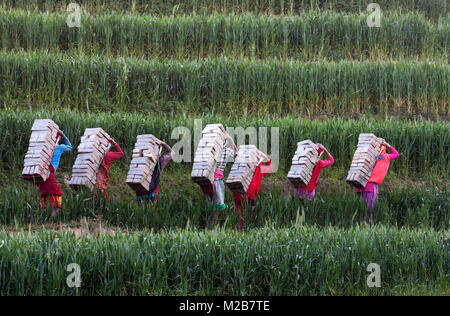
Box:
[357,183,378,224]
[211,178,227,226]
[294,186,315,200]
[39,195,62,217]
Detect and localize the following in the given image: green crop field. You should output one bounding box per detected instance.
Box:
[0,0,448,296]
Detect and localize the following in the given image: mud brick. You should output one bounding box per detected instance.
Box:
[191,124,227,185]
[225,145,265,194]
[126,134,162,193]
[346,133,382,189]
[69,128,111,190]
[22,119,60,183]
[287,140,319,186]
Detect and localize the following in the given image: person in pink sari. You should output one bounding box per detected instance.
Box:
[355,138,399,223]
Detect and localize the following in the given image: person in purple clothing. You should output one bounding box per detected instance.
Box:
[136,141,174,205]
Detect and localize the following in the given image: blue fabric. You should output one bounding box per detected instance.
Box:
[136,193,155,201]
[51,135,72,172]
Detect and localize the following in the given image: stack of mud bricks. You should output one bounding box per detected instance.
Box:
[287,140,319,187]
[126,134,162,194]
[226,145,264,194]
[69,128,111,190]
[346,133,382,189]
[191,124,226,185]
[22,119,60,183]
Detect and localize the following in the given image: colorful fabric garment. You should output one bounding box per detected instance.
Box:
[51,135,72,172]
[355,145,399,193]
[368,145,399,184]
[96,188,109,201]
[357,183,379,222]
[40,195,62,209]
[246,160,272,202]
[294,187,316,200]
[95,142,124,190]
[37,165,62,196]
[297,152,334,193]
[215,140,237,179]
[213,178,226,209]
[135,143,173,199]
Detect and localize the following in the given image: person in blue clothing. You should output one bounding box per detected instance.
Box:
[51,131,73,171]
[37,130,72,217]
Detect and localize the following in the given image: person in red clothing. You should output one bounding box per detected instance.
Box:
[95,138,124,200]
[233,152,272,230]
[355,138,399,223]
[38,164,63,217]
[294,143,334,200]
[36,130,71,217]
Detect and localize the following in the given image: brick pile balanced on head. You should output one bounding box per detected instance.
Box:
[191,124,226,185]
[22,119,60,183]
[287,140,319,187]
[69,128,111,190]
[346,133,382,189]
[226,145,264,194]
[126,134,162,194]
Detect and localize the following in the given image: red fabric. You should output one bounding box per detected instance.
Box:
[40,195,62,209]
[37,165,62,196]
[246,160,272,201]
[296,155,334,193]
[96,142,124,190]
[97,189,109,200]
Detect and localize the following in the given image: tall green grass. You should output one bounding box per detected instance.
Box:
[0,226,448,295]
[1,10,448,61]
[0,52,448,116]
[1,0,447,20]
[1,110,448,177]
[1,180,448,231]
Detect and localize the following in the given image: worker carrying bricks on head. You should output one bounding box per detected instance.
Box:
[354,138,399,223]
[231,149,272,231]
[135,141,174,205]
[289,142,335,201]
[23,119,72,217]
[39,129,72,217]
[201,132,238,213]
[95,137,124,200]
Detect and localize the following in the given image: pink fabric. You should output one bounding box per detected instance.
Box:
[294,187,316,200]
[297,155,334,193]
[214,169,224,179]
[357,184,378,210]
[387,146,399,161]
[357,183,379,223]
[355,182,377,193]
[355,145,399,193]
